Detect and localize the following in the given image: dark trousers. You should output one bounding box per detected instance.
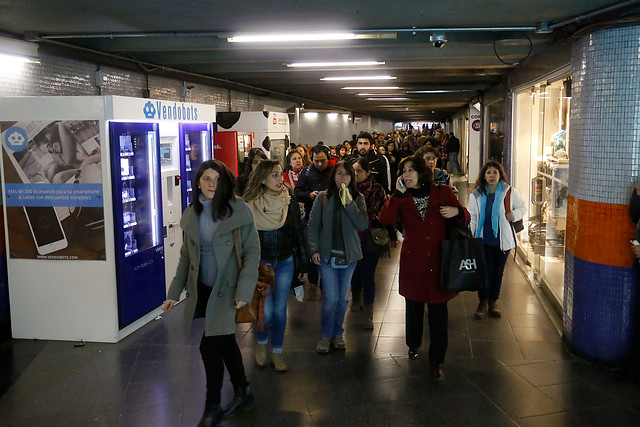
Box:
[199,333,249,405]
[405,298,448,364]
[478,244,510,301]
[351,248,380,305]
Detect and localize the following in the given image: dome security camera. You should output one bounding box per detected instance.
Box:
[430,33,447,48]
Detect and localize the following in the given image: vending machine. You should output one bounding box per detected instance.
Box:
[215,111,290,167]
[0,95,215,342]
[212,130,253,175]
[160,121,213,292]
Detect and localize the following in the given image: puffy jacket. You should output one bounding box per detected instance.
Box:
[258,195,310,273]
[467,181,527,251]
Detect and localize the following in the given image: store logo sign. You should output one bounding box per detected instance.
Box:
[142,101,199,121]
[3,126,28,152]
[459,258,478,271]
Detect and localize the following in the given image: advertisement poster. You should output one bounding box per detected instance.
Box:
[1,120,106,260]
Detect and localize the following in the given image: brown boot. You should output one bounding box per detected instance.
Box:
[474,299,488,320]
[363,304,374,330]
[488,300,502,318]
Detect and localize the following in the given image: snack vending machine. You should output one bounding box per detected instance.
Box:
[215,111,290,166]
[110,122,164,328]
[180,123,212,208]
[0,95,215,342]
[212,130,253,176]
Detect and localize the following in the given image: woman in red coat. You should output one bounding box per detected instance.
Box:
[379,155,469,380]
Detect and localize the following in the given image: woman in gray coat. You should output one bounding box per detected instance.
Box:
[308,161,369,354]
[162,160,260,427]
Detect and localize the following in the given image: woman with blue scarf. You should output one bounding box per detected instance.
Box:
[467,161,527,319]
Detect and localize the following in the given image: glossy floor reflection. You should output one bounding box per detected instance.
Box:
[2,182,640,426]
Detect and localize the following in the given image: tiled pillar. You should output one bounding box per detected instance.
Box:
[564,24,640,362]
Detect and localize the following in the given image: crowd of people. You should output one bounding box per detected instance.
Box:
[161,129,528,427]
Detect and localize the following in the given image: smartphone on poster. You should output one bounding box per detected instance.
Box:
[23,206,68,255]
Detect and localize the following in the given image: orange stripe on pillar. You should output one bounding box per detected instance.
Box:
[566,195,636,268]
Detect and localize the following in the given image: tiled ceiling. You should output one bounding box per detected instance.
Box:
[0,0,638,121]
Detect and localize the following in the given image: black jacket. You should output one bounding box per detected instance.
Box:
[630,189,640,241]
[447,136,460,153]
[258,195,310,273]
[345,150,389,193]
[294,164,333,220]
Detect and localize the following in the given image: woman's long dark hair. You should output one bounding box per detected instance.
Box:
[325,161,360,200]
[474,160,508,194]
[239,148,268,180]
[398,155,432,188]
[192,159,237,220]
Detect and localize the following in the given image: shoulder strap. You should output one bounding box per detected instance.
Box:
[440,170,446,184]
[321,190,326,206]
[231,229,243,268]
[504,188,512,214]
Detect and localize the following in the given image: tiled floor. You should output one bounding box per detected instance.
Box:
[2,179,640,426]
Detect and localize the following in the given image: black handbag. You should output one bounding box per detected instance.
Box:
[440,223,487,293]
[366,227,391,258]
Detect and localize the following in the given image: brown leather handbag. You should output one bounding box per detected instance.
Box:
[231,229,274,331]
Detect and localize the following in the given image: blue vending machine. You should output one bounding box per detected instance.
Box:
[179,123,212,209]
[110,122,165,329]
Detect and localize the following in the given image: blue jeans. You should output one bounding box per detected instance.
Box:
[257,256,294,352]
[478,244,510,301]
[318,258,357,338]
[447,152,462,174]
[351,248,379,305]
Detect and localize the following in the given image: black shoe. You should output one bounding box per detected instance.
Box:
[197,403,222,427]
[408,348,419,360]
[430,362,445,381]
[223,385,254,418]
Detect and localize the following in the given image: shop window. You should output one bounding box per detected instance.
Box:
[513,78,571,306]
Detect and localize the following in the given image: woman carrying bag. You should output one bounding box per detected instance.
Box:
[467,161,527,319]
[307,161,369,354]
[243,160,310,372]
[350,157,396,329]
[378,155,469,380]
[162,160,260,427]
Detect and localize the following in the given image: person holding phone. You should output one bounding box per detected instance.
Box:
[379,155,469,380]
[307,161,369,354]
[162,160,260,427]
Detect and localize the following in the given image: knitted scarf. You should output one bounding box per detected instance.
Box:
[475,182,503,238]
[248,190,290,231]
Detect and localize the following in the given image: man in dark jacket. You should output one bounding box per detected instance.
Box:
[447,132,462,175]
[294,144,333,292]
[294,144,333,221]
[345,131,389,192]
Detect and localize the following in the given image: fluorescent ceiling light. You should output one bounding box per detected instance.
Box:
[406,89,472,94]
[304,112,318,117]
[227,32,395,43]
[0,36,39,63]
[287,61,384,68]
[327,113,339,119]
[342,114,350,119]
[366,97,409,101]
[357,92,405,96]
[342,86,400,90]
[321,76,396,81]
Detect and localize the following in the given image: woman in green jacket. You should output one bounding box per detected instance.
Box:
[162,160,260,427]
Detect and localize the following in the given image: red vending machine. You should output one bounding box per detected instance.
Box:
[212,131,253,176]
